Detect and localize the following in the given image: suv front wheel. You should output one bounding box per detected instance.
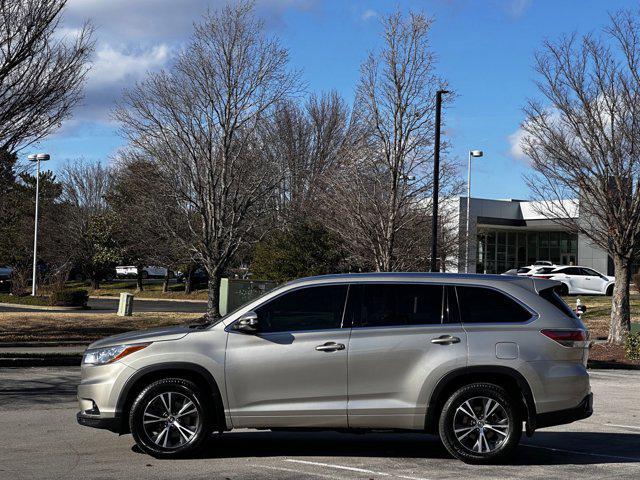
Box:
[129,378,211,458]
[438,383,522,464]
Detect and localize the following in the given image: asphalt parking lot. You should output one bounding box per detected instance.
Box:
[1,367,639,480]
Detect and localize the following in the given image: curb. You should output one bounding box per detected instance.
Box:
[0,302,85,311]
[89,296,207,304]
[0,355,82,367]
[587,360,640,370]
[0,341,89,348]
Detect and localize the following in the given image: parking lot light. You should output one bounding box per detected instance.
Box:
[27,153,51,296]
[465,149,483,273]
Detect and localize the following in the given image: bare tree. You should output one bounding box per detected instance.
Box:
[0,0,93,151]
[263,91,352,219]
[327,9,455,271]
[109,154,190,293]
[59,161,119,289]
[116,1,299,317]
[522,9,640,344]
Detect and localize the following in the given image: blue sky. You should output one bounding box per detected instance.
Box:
[36,0,635,199]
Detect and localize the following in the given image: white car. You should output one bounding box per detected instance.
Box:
[535,266,615,295]
[510,265,560,276]
[115,266,171,279]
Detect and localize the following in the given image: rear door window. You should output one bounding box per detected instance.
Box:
[561,267,582,276]
[456,286,533,323]
[350,284,445,328]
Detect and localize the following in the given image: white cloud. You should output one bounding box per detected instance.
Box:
[53,0,320,130]
[508,126,528,161]
[361,9,378,21]
[89,44,171,88]
[506,0,531,19]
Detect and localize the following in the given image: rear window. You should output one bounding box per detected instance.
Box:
[539,287,577,318]
[456,286,533,323]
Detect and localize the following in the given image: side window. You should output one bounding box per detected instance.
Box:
[254,285,348,333]
[563,267,582,276]
[353,284,444,328]
[582,268,600,277]
[456,286,532,323]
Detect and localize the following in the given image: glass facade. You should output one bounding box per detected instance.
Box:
[476,230,578,274]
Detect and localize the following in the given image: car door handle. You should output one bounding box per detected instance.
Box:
[315,342,345,352]
[431,335,461,345]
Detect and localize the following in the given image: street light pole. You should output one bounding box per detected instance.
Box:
[430,89,449,272]
[465,150,483,273]
[28,153,50,296]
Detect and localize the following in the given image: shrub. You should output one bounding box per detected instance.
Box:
[49,289,89,307]
[625,332,640,361]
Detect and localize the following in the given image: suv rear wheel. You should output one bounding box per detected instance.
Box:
[129,378,211,458]
[438,383,522,464]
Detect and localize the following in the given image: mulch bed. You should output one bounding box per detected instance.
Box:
[588,343,640,369]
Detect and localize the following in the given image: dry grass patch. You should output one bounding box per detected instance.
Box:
[564,294,640,339]
[0,312,203,343]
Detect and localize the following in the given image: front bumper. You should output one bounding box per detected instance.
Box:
[535,393,593,429]
[76,412,122,433]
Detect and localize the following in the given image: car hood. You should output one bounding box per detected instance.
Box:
[87,325,192,350]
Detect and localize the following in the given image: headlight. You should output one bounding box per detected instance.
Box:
[82,343,150,365]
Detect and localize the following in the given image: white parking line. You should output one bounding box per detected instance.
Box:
[605,423,640,431]
[285,459,430,480]
[254,464,346,479]
[523,444,640,462]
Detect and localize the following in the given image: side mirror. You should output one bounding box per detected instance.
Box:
[234,311,259,333]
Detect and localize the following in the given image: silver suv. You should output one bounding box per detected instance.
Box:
[77,273,592,463]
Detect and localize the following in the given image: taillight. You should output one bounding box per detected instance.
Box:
[541,329,588,347]
[533,275,554,279]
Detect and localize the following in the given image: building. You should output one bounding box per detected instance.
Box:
[447,197,613,275]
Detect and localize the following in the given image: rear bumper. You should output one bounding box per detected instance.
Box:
[76,412,122,433]
[535,393,593,429]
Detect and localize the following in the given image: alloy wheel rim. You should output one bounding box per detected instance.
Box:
[453,396,510,454]
[142,391,200,449]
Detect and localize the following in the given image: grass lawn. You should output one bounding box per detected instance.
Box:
[562,294,640,339]
[0,311,202,343]
[67,279,209,300]
[0,293,51,306]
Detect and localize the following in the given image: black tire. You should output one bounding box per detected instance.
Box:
[438,383,522,464]
[129,378,211,458]
[606,284,614,296]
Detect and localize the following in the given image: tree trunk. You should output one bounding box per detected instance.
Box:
[609,255,632,344]
[136,265,144,292]
[162,269,170,293]
[206,271,222,318]
[184,264,194,294]
[90,276,100,290]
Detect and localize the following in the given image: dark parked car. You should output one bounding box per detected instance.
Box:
[0,265,12,292]
[176,267,208,286]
